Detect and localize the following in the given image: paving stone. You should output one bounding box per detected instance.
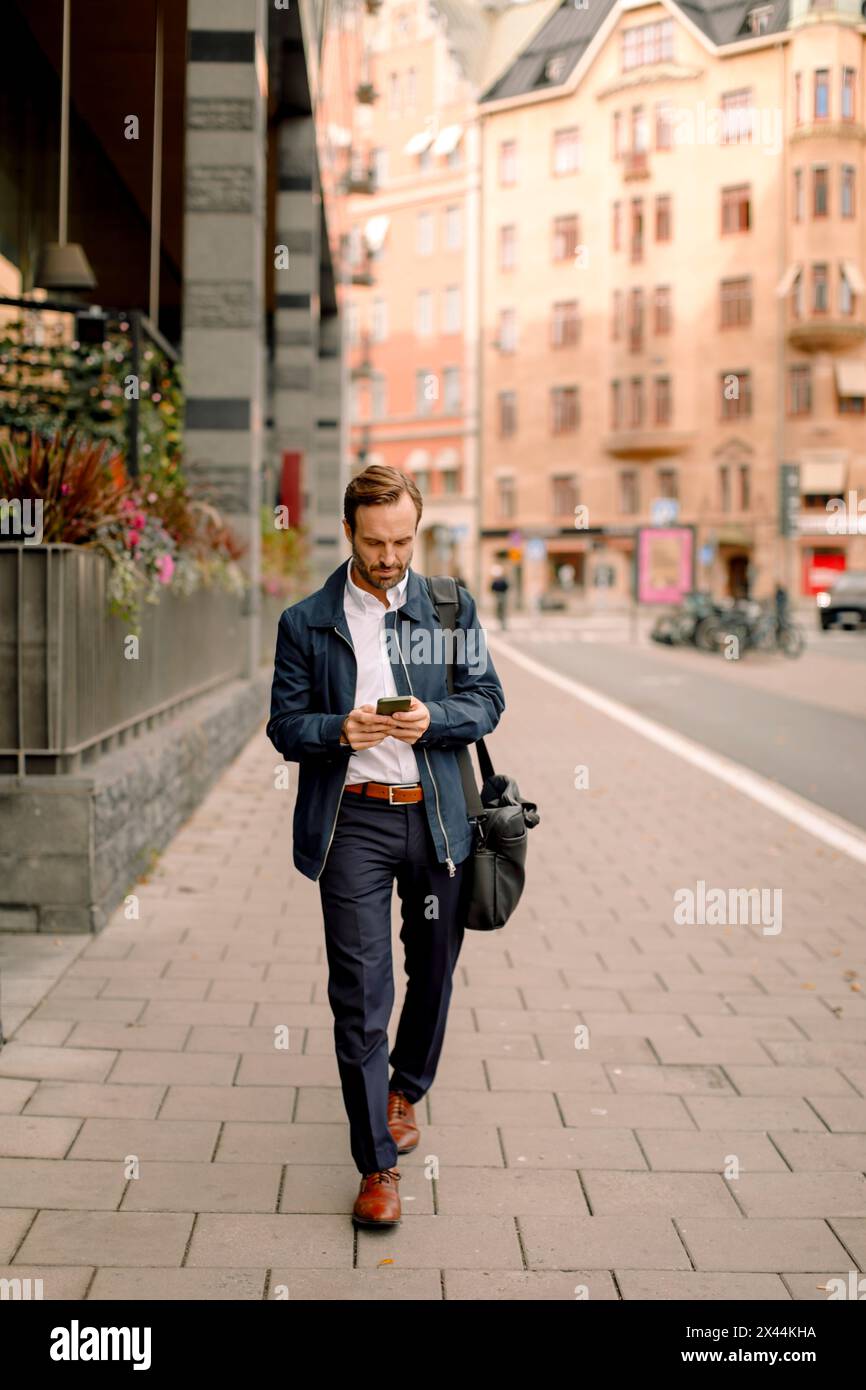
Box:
[68,1118,220,1161]
[638,1130,790,1172]
[24,1082,165,1120]
[618,1270,790,1299]
[520,1215,691,1270]
[185,1214,352,1268]
[279,1164,436,1216]
[443,1269,620,1299]
[119,1161,281,1212]
[499,1127,646,1170]
[0,1208,36,1262]
[0,1044,117,1083]
[354,1215,522,1269]
[0,1159,125,1209]
[15,1211,193,1267]
[580,1171,741,1217]
[0,1116,82,1159]
[676,1218,852,1272]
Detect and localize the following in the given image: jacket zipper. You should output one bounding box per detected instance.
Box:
[395,621,456,876]
[316,626,356,882]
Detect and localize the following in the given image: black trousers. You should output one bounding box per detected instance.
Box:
[317,789,467,1175]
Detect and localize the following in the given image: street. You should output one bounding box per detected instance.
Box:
[487,613,866,831]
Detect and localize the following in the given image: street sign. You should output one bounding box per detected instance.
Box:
[651,497,680,527]
[508,530,522,545]
[779,463,800,537]
[525,538,546,560]
[699,544,715,566]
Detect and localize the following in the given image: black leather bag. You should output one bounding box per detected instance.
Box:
[426,575,539,931]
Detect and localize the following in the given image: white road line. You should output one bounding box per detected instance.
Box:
[489,635,866,868]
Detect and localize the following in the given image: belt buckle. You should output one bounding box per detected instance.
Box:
[388,784,400,805]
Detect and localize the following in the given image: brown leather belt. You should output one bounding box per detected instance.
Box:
[345,781,423,805]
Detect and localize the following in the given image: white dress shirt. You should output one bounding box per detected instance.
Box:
[342,559,421,787]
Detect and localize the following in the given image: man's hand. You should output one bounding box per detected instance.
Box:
[383,696,431,745]
[339,704,397,750]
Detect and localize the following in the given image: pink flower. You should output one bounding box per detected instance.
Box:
[147,492,158,503]
[156,553,174,584]
[134,512,146,529]
[60,483,70,495]
[127,529,141,548]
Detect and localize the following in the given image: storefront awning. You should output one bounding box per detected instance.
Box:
[841,260,866,295]
[432,124,463,156]
[405,449,431,472]
[800,457,847,494]
[835,359,866,397]
[435,448,460,470]
[775,263,801,297]
[364,215,390,252]
[404,130,433,155]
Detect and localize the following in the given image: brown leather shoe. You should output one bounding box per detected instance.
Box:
[352,1168,401,1226]
[388,1089,420,1154]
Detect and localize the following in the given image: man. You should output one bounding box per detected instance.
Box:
[490,565,510,630]
[266,464,505,1227]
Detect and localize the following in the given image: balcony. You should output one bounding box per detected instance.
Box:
[603,428,694,458]
[788,318,866,353]
[342,160,378,196]
[623,149,650,181]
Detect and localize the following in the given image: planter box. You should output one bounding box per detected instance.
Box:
[0,545,245,773]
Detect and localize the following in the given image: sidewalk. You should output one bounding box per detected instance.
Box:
[1,640,865,1300]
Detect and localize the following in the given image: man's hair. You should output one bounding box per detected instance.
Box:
[343,463,423,534]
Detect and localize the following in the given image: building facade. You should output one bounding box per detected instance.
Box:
[479,0,866,606]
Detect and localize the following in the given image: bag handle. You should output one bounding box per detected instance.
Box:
[425,574,488,817]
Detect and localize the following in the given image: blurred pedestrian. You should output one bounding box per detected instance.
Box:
[774,583,789,635]
[491,564,510,630]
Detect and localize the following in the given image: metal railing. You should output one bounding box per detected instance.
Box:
[0,545,245,775]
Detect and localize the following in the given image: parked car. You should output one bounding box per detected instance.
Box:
[816,571,866,630]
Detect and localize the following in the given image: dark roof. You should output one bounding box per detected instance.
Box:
[481,0,790,103]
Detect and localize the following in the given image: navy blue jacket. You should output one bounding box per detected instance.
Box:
[266,559,506,881]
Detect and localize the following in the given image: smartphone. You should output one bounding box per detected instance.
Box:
[376,695,412,715]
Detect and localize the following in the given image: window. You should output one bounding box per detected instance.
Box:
[417,211,434,256]
[553,215,580,261]
[788,364,811,416]
[372,147,388,187]
[655,194,672,241]
[612,290,623,341]
[628,377,644,428]
[499,224,517,271]
[840,265,855,316]
[499,140,518,186]
[611,380,624,429]
[628,288,644,353]
[719,465,731,512]
[721,89,754,144]
[842,67,856,121]
[443,367,462,413]
[740,465,751,510]
[720,370,752,419]
[346,300,359,346]
[372,297,388,342]
[388,72,400,115]
[815,69,830,120]
[348,225,363,266]
[552,474,579,517]
[632,105,649,153]
[553,127,581,175]
[842,166,855,218]
[620,470,639,514]
[496,475,516,517]
[653,376,672,425]
[350,381,362,423]
[721,184,751,234]
[406,67,417,112]
[622,19,673,71]
[794,72,803,125]
[656,102,674,150]
[793,168,804,222]
[654,285,672,334]
[416,289,433,337]
[498,391,517,437]
[793,270,804,319]
[813,166,829,218]
[630,199,644,262]
[371,374,387,420]
[445,205,463,250]
[552,300,579,347]
[612,200,622,251]
[551,386,580,433]
[419,145,432,173]
[416,369,433,414]
[498,308,517,352]
[446,140,462,170]
[612,110,624,159]
[657,468,678,499]
[748,5,772,34]
[443,286,462,334]
[442,465,460,496]
[813,263,829,313]
[720,277,752,328]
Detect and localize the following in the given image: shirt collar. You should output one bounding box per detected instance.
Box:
[344,557,409,614]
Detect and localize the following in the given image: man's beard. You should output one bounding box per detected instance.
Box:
[351,547,410,591]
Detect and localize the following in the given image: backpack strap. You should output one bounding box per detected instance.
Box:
[425,575,488,816]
